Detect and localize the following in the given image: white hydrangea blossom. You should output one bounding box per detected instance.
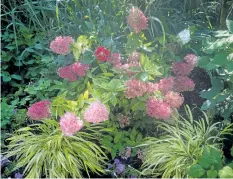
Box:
[177,29,191,45]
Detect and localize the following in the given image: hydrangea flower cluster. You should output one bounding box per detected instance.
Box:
[174,76,195,92]
[127,7,148,34]
[59,112,84,136]
[27,100,51,120]
[164,91,184,108]
[177,29,190,45]
[184,54,198,67]
[109,53,121,67]
[58,62,89,81]
[71,62,89,77]
[172,62,193,76]
[50,36,74,55]
[146,98,173,120]
[125,79,148,98]
[172,54,198,77]
[95,46,110,62]
[84,101,109,123]
[58,66,77,82]
[128,51,140,65]
[157,77,175,95]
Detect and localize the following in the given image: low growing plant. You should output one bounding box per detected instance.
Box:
[139,106,232,178]
[5,120,107,178]
[188,146,233,178]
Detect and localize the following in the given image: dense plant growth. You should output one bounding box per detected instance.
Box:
[1,0,233,178]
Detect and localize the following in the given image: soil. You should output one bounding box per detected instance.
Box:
[180,67,212,119]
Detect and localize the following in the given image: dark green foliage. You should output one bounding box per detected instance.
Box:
[188,146,233,178]
[199,20,233,118]
[100,126,143,159]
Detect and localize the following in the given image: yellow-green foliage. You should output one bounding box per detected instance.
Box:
[5,120,107,178]
[140,106,226,178]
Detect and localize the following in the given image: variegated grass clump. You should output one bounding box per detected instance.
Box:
[5,120,107,178]
[139,106,232,178]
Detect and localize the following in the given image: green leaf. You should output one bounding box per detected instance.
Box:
[218,166,233,178]
[198,147,222,170]
[188,164,205,178]
[231,147,233,157]
[226,19,233,33]
[207,169,218,178]
[130,128,137,141]
[79,51,94,64]
[125,33,141,54]
[111,147,117,159]
[212,52,228,66]
[11,74,22,81]
[2,74,11,82]
[114,132,122,143]
[140,72,148,82]
[200,78,224,99]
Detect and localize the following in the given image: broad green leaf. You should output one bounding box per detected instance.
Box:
[11,74,22,81]
[188,164,205,178]
[79,51,94,64]
[200,78,224,99]
[212,52,229,66]
[207,169,218,178]
[218,166,233,178]
[2,74,11,82]
[226,19,233,33]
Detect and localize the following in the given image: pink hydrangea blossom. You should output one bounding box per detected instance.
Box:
[128,51,140,65]
[50,36,74,55]
[27,100,51,120]
[158,77,175,94]
[172,62,193,76]
[146,82,159,93]
[60,112,84,136]
[164,91,184,108]
[71,62,89,77]
[127,7,148,34]
[109,53,121,67]
[57,66,77,81]
[84,101,109,123]
[174,76,195,92]
[184,54,198,67]
[125,79,147,98]
[146,98,173,120]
